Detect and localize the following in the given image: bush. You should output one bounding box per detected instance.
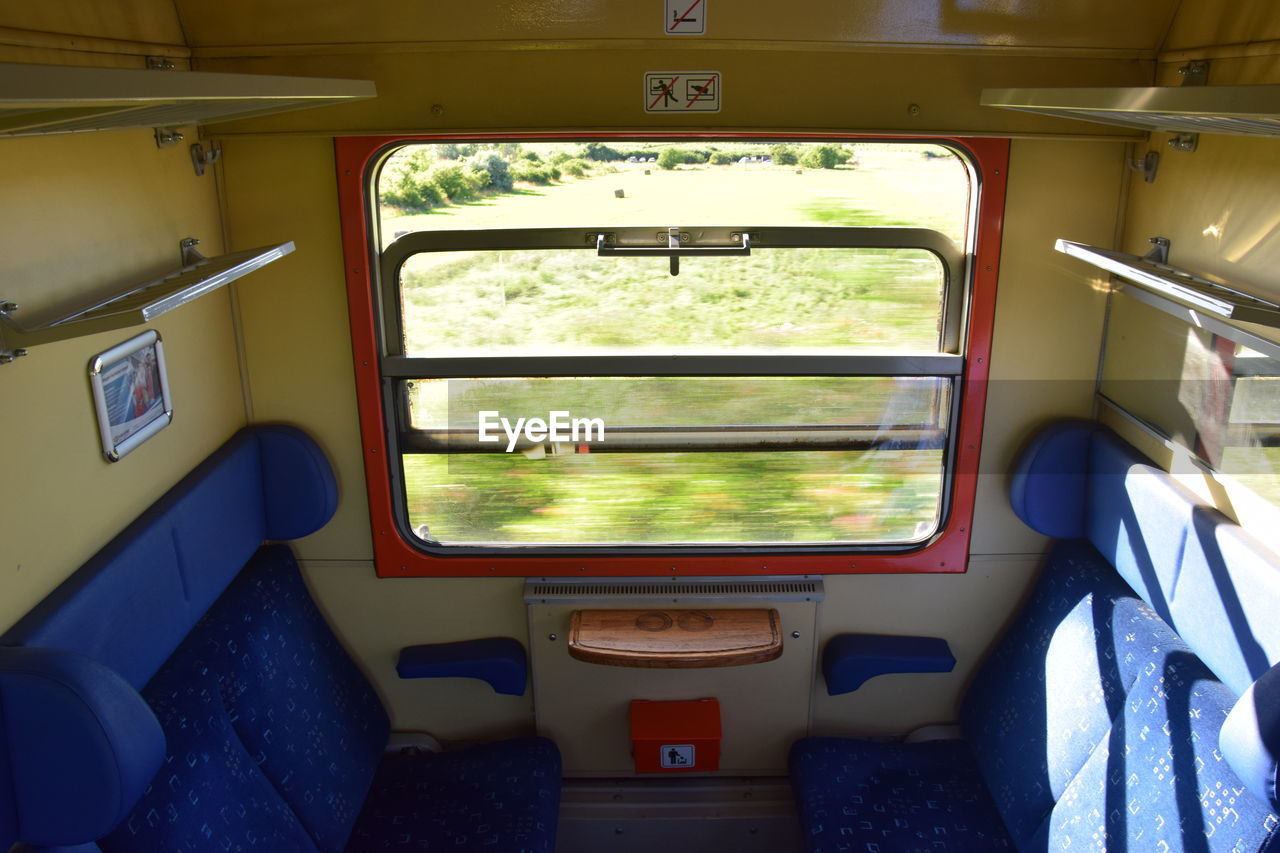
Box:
[770,144,799,165]
[379,170,443,211]
[560,158,589,177]
[550,151,574,165]
[467,150,514,192]
[521,150,542,162]
[511,162,556,185]
[657,148,683,170]
[710,152,735,165]
[800,145,844,170]
[431,165,486,201]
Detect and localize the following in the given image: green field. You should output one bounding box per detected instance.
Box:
[380,143,969,546]
[381,146,969,243]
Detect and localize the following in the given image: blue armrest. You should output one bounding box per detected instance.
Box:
[396,638,528,696]
[822,634,956,695]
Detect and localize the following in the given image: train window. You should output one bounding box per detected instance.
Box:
[344,136,1002,567]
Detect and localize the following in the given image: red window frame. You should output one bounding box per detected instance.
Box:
[336,133,1008,578]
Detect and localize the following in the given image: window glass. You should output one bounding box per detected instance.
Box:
[399,248,946,356]
[378,141,970,243]
[376,139,973,550]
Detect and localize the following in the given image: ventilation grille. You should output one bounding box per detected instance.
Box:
[524,577,824,604]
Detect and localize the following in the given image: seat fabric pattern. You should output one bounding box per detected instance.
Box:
[99,646,320,853]
[1032,647,1280,853]
[194,545,391,853]
[958,539,1186,846]
[789,737,1013,852]
[346,738,562,853]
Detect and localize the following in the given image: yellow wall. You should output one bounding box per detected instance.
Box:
[0,7,245,632]
[217,124,1124,740]
[1086,2,1280,550]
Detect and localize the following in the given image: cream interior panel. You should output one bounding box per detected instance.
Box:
[300,563,535,741]
[1160,0,1280,53]
[0,0,186,48]
[529,602,817,776]
[218,135,373,561]
[810,554,1042,736]
[0,127,243,633]
[196,51,1150,137]
[175,0,1176,52]
[0,128,224,320]
[969,139,1124,556]
[1120,132,1280,303]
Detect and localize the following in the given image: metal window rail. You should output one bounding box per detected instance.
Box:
[378,225,966,455]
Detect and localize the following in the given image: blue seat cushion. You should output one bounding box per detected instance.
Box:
[346,738,561,853]
[99,642,320,853]
[790,737,1013,852]
[191,545,391,853]
[958,539,1188,845]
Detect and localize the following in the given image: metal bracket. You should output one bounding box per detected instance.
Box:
[180,237,207,265]
[1178,60,1209,86]
[1143,236,1170,265]
[1167,133,1199,153]
[1127,149,1159,183]
[0,300,28,364]
[190,141,221,176]
[154,127,184,148]
[145,55,176,70]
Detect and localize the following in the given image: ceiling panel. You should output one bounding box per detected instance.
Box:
[0,0,186,47]
[174,0,1178,54]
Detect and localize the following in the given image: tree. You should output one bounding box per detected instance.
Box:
[467,150,514,192]
[582,142,623,162]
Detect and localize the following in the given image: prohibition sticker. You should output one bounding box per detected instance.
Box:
[644,71,721,113]
[665,0,706,34]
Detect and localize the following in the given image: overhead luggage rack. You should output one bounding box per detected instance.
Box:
[0,238,294,363]
[981,84,1280,137]
[1055,238,1280,329]
[0,62,376,138]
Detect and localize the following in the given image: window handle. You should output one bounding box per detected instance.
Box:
[596,228,751,276]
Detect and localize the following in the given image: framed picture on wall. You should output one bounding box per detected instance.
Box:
[88,330,173,462]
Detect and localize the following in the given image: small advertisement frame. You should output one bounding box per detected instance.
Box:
[88,330,173,462]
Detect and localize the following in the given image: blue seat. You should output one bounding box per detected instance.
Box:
[0,426,560,853]
[790,422,1280,852]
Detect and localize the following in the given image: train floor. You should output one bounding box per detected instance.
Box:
[555,776,802,852]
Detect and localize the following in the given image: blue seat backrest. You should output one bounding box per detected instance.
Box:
[991,420,1280,850]
[2,425,337,689]
[0,425,339,851]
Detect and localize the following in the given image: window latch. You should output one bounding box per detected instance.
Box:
[595,228,751,277]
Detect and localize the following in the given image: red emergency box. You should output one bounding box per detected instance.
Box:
[630,698,722,773]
